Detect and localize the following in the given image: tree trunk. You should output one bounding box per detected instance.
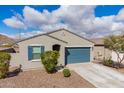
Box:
[116,52,124,68]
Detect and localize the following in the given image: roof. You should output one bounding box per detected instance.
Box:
[91,38,104,46]
[16,28,94,44]
[0,47,17,53]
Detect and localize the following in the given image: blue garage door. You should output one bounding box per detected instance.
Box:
[65,47,90,64]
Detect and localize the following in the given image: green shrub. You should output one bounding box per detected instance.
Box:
[0,52,11,79]
[0,61,9,79]
[63,69,71,77]
[0,52,11,63]
[103,58,114,67]
[41,51,60,73]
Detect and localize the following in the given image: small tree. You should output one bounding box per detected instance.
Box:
[104,35,124,68]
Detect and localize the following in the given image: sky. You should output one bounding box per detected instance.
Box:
[1,5,124,39]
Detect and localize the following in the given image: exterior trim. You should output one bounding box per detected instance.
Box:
[66,45,93,47]
[31,59,41,62]
[28,44,44,46]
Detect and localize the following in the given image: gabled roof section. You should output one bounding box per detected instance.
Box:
[50,28,94,44]
[16,28,94,44]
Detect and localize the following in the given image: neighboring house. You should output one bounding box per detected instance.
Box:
[0,44,19,53]
[92,38,111,61]
[0,47,16,53]
[10,28,94,70]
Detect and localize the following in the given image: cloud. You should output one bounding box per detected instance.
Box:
[23,6,60,29]
[3,16,26,29]
[3,5,124,38]
[115,8,124,21]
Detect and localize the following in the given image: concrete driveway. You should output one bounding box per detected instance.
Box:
[67,63,124,88]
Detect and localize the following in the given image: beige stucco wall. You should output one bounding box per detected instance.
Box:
[10,29,94,70]
[10,53,20,67]
[93,46,111,61]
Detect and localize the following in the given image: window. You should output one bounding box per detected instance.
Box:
[28,46,44,60]
[32,46,41,59]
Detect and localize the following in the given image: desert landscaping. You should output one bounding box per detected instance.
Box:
[0,70,94,88]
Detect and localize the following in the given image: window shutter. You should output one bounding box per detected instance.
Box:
[28,46,33,60]
[41,46,44,53]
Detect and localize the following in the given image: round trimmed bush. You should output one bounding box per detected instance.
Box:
[41,51,60,73]
[63,69,71,77]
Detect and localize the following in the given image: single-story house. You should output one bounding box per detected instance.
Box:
[10,28,94,70]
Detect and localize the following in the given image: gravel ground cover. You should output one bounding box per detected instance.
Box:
[0,70,95,88]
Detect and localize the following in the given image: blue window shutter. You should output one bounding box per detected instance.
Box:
[41,46,44,53]
[28,46,33,60]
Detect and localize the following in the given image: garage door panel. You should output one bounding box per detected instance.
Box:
[65,47,90,64]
